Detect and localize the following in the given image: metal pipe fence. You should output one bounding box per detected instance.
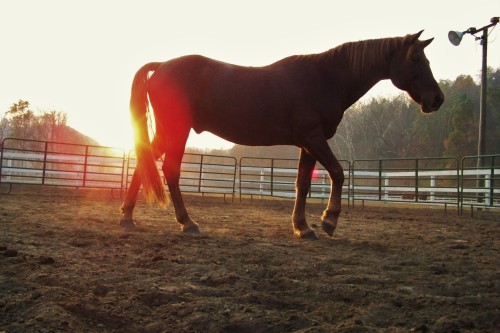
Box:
[1,138,499,214]
[460,155,500,213]
[352,157,460,210]
[238,157,351,203]
[0,138,126,191]
[124,151,237,200]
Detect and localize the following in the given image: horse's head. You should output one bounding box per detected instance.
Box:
[390,31,444,113]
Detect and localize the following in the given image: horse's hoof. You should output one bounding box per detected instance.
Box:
[295,228,319,240]
[182,223,202,234]
[321,220,337,237]
[120,218,137,228]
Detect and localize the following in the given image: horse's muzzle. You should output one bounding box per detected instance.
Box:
[422,91,444,113]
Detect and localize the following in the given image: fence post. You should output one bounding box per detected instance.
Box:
[351,161,356,207]
[239,158,243,202]
[476,157,484,205]
[489,156,494,206]
[346,161,351,208]
[485,174,491,206]
[456,158,460,214]
[125,151,132,192]
[378,160,382,201]
[42,141,48,185]
[460,157,465,215]
[119,152,126,195]
[259,170,264,197]
[0,139,4,186]
[83,145,89,187]
[415,159,419,202]
[270,158,274,197]
[198,155,204,193]
[232,159,237,202]
[430,176,436,201]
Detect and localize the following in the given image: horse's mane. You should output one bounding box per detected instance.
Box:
[336,37,404,77]
[280,36,406,78]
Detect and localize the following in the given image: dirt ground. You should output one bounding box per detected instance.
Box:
[0,186,499,333]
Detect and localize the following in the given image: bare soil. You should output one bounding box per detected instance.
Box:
[0,186,499,333]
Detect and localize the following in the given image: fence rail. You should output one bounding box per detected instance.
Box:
[460,155,500,212]
[1,138,499,214]
[239,157,351,203]
[124,152,237,198]
[0,138,126,190]
[352,157,461,210]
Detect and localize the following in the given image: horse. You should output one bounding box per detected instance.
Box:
[120,30,444,239]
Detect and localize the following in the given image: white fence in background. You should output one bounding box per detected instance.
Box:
[1,138,499,213]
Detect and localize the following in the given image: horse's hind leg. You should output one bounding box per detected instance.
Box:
[120,170,141,227]
[120,137,164,227]
[162,129,201,234]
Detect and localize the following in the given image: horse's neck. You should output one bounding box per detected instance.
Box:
[329,39,396,106]
[347,70,390,106]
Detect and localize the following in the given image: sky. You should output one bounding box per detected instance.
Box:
[1,0,499,151]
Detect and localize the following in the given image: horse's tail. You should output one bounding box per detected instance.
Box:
[130,62,168,207]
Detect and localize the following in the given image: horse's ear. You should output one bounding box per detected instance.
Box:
[421,38,434,48]
[410,30,425,43]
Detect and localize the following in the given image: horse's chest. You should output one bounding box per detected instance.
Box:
[321,109,344,139]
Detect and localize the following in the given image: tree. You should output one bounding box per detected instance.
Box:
[329,110,356,161]
[409,79,453,158]
[0,111,9,143]
[39,110,68,142]
[443,94,477,158]
[377,95,419,158]
[2,100,98,148]
[486,67,500,155]
[6,100,35,139]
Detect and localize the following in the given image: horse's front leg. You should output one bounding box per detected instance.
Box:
[320,159,344,237]
[291,149,319,239]
[303,133,345,237]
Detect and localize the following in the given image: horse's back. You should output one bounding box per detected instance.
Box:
[148,55,300,145]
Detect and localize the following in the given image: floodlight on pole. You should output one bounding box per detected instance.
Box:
[449,17,498,205]
[448,17,499,158]
[448,30,469,46]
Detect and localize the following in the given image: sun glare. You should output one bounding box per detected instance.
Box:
[95,131,134,153]
[90,123,232,154]
[74,117,135,153]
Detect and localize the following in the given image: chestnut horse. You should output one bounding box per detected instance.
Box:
[120,31,444,239]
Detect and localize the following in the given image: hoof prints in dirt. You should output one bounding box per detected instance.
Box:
[0,188,499,332]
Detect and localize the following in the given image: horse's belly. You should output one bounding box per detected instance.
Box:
[193,117,293,146]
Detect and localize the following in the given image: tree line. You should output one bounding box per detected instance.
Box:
[0,100,98,147]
